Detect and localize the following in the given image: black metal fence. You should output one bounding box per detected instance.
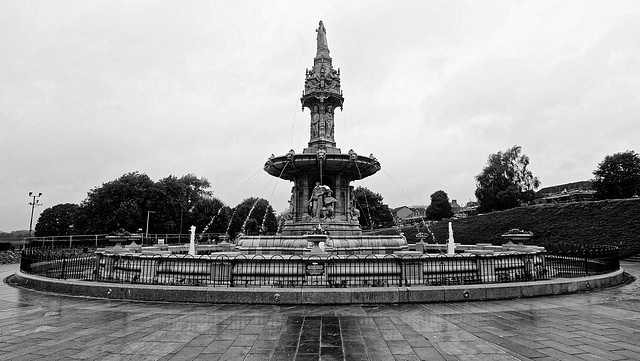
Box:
[20,245,620,288]
[544,244,620,278]
[18,233,227,249]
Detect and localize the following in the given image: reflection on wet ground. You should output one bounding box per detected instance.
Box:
[1,263,639,360]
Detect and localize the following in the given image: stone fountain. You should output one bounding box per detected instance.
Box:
[237,21,407,255]
[41,22,574,298]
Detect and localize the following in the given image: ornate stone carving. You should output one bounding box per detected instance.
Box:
[348,149,357,162]
[317,148,326,162]
[263,154,275,170]
[286,149,296,163]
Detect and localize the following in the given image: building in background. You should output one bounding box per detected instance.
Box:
[393,200,479,223]
[393,205,428,225]
[534,180,595,204]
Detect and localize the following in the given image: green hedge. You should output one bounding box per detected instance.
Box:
[388,198,640,259]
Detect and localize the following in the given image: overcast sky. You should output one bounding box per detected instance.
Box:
[2,1,639,232]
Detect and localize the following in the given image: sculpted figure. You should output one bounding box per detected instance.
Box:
[348,149,357,162]
[316,21,328,51]
[326,69,339,90]
[325,105,334,138]
[348,186,361,223]
[311,105,320,138]
[308,182,324,218]
[285,200,293,220]
[317,148,326,161]
[323,190,337,219]
[320,207,328,219]
[350,202,360,223]
[286,149,295,163]
[285,186,296,220]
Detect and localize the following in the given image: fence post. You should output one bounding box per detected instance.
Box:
[229,257,235,287]
[584,256,589,276]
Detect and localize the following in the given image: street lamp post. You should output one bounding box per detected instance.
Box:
[179,199,192,243]
[145,211,156,243]
[28,192,43,243]
[179,204,184,242]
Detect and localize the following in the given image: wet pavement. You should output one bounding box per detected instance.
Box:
[1,262,639,361]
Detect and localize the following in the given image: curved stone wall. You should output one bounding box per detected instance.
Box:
[12,267,626,305]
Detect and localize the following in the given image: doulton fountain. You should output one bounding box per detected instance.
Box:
[236,21,408,255]
[14,21,623,305]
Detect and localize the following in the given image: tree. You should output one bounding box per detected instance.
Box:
[592,150,640,199]
[426,190,453,221]
[73,172,222,235]
[475,145,540,213]
[352,186,395,230]
[34,203,79,237]
[227,197,277,239]
[189,197,230,236]
[149,174,214,234]
[0,230,29,240]
[74,172,155,234]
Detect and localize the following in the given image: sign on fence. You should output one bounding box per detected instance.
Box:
[305,262,325,276]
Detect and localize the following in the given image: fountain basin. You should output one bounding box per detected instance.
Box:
[236,234,409,255]
[16,242,624,304]
[91,246,547,287]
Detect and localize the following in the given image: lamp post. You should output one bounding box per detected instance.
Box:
[179,199,192,243]
[28,192,43,242]
[179,204,184,242]
[145,211,156,243]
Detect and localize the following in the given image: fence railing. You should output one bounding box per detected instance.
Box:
[12,233,228,249]
[543,244,620,278]
[19,245,620,288]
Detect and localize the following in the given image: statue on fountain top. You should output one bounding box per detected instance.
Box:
[316,21,328,53]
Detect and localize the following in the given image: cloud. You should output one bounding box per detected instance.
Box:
[2,1,640,231]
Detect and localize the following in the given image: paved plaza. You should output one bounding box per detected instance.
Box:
[1,263,639,361]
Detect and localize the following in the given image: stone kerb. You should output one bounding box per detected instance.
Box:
[13,267,625,304]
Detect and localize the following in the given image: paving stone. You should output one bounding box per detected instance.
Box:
[1,262,640,361]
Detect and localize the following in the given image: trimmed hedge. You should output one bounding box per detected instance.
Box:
[383,198,640,259]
